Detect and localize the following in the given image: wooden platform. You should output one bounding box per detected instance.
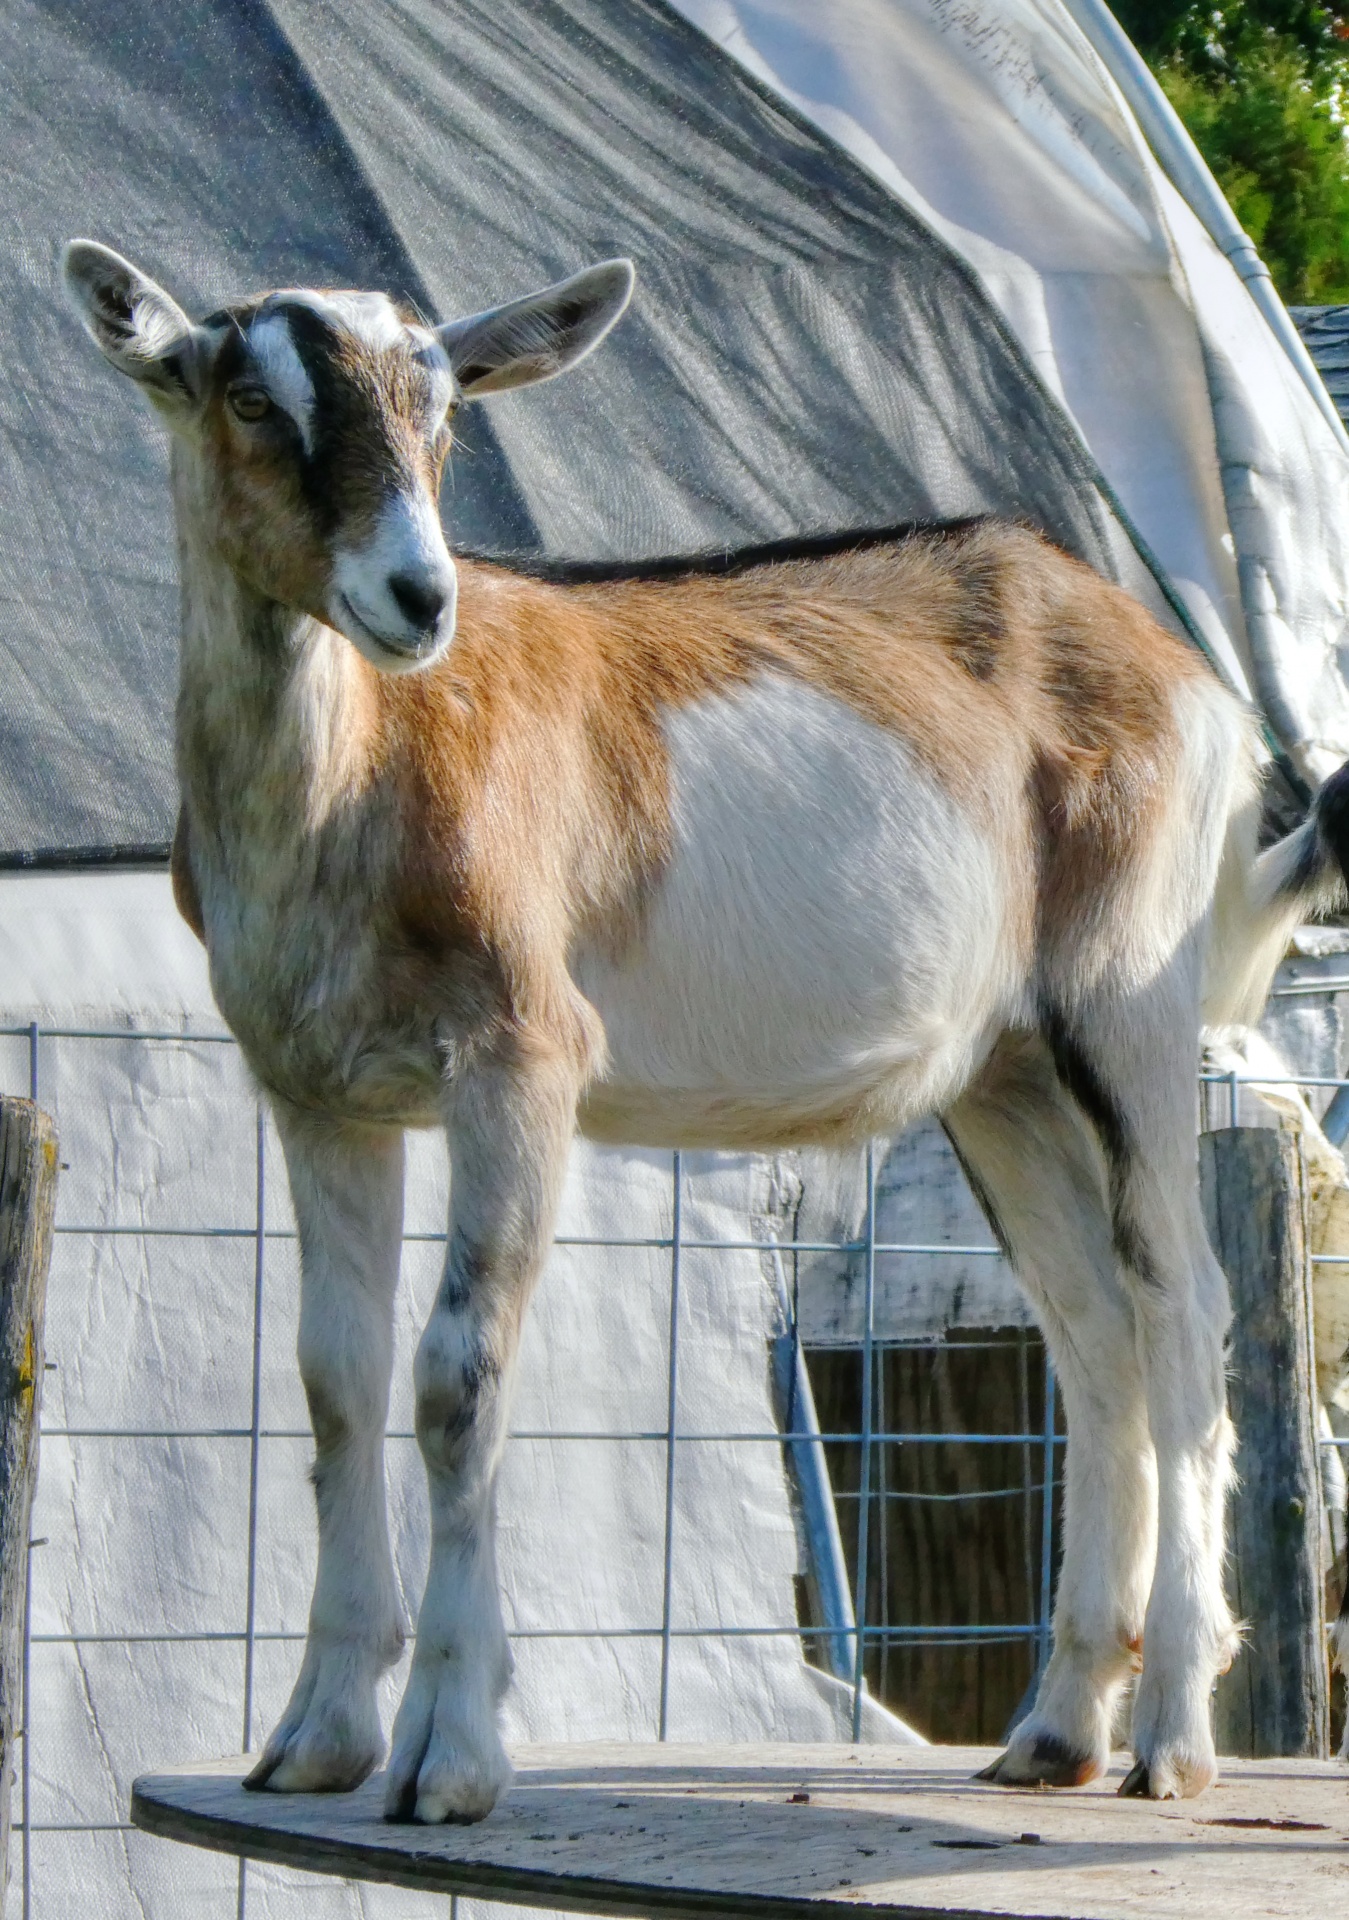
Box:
[131,1743,1349,1919]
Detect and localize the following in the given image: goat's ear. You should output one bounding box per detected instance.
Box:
[437,259,634,399]
[62,240,205,410]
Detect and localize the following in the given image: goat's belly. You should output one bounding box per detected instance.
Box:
[575,676,1026,1150]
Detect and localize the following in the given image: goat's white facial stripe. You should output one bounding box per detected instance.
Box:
[248,315,316,452]
[285,288,408,353]
[244,300,453,451]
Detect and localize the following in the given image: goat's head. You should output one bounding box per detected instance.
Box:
[63,241,634,672]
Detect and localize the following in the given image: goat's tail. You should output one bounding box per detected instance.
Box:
[1204,760,1349,1028]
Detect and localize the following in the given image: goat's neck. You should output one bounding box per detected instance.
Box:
[171,450,374,859]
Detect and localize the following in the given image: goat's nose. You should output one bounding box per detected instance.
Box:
[388,571,450,632]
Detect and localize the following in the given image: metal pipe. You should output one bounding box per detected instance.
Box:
[1036,1364,1058,1679]
[28,1622,1055,1644]
[850,1144,878,1739]
[236,1106,267,1920]
[41,1424,1071,1443]
[657,1151,682,1739]
[21,1022,37,1920]
[767,1245,857,1682]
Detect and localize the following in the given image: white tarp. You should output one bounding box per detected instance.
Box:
[673,0,1349,781]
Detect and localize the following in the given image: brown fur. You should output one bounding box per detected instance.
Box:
[170,506,1201,1127]
[360,521,1201,1028]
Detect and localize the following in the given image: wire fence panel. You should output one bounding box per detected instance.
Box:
[809,1333,1060,1743]
[6,1025,1345,1916]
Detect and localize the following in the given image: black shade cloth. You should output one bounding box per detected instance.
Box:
[2,0,1142,858]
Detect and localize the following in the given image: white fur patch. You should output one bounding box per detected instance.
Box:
[577,676,1022,1143]
[130,289,190,361]
[248,314,316,451]
[288,288,408,353]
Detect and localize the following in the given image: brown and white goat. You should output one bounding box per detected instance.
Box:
[65,237,1349,1817]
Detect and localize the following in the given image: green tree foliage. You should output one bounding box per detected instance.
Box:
[1111,0,1349,300]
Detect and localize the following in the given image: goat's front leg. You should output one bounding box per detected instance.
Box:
[245,1109,406,1793]
[385,1042,579,1823]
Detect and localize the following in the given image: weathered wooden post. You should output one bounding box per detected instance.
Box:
[1200,1126,1328,1758]
[0,1099,58,1911]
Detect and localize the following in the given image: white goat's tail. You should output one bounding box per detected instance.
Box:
[1204,761,1349,1029]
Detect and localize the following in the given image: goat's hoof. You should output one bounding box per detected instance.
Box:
[383,1746,509,1825]
[243,1734,381,1795]
[1128,1665,1223,1798]
[243,1638,391,1793]
[384,1659,512,1824]
[1118,1749,1216,1799]
[975,1734,1102,1789]
[243,1752,281,1792]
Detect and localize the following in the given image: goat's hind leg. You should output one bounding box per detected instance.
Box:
[1064,982,1236,1799]
[245,1110,407,1792]
[945,1035,1155,1788]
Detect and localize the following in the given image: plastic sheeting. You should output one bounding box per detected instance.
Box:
[0,0,1304,857]
[672,0,1349,782]
[0,870,916,1920]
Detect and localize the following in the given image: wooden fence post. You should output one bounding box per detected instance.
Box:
[1200,1126,1328,1758]
[0,1099,57,1912]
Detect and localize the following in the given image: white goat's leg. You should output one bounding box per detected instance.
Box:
[385,1044,579,1824]
[1121,1238,1234,1799]
[245,1110,406,1793]
[945,1036,1154,1787]
[1047,983,1237,1799]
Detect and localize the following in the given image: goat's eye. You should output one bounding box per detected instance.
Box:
[228,386,272,422]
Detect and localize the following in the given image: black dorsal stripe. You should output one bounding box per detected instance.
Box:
[459,515,1000,585]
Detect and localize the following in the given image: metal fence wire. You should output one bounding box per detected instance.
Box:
[3,1022,1345,1917]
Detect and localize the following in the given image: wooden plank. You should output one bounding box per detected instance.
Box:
[131,1742,1349,1919]
[0,1098,57,1908]
[1200,1128,1328,1757]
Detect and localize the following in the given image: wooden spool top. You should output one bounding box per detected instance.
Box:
[131,1742,1349,1919]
